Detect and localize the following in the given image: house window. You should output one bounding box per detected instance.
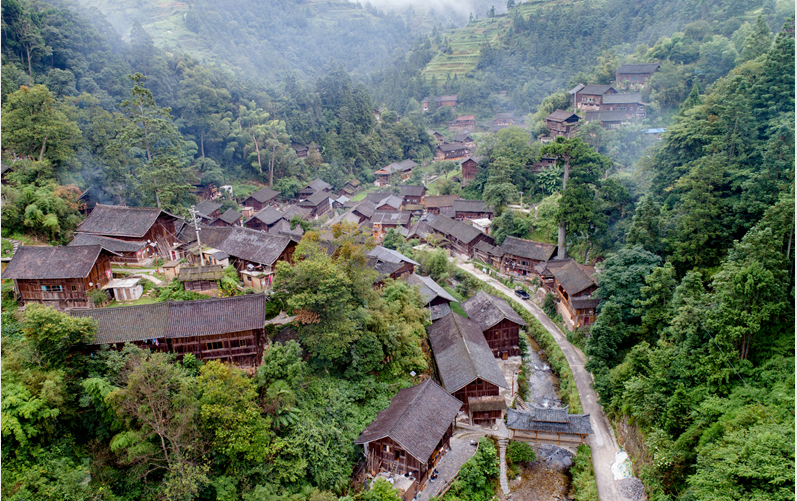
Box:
[70,285,78,291]
[41,285,63,292]
[206,341,223,350]
[238,339,247,347]
[397,449,405,458]
[618,107,626,110]
[520,261,528,266]
[383,445,392,453]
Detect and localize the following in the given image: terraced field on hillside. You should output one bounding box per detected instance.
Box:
[422,17,512,79]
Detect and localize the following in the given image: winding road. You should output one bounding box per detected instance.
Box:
[455,260,624,501]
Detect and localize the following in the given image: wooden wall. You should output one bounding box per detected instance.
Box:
[483,318,521,358]
[169,328,264,367]
[452,379,500,413]
[14,253,112,310]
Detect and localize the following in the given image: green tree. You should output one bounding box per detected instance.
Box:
[740,16,773,61]
[115,74,193,210]
[1,85,81,167]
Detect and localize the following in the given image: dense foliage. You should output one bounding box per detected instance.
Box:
[585,19,795,500]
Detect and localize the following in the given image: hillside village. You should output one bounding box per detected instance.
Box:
[1,0,794,499]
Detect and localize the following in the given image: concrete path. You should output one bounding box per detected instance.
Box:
[417,432,478,501]
[455,260,623,501]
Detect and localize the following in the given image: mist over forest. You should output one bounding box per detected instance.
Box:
[1,0,794,500]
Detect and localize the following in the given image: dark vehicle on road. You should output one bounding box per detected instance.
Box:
[515,289,530,300]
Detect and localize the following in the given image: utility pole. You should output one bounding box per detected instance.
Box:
[189,205,205,266]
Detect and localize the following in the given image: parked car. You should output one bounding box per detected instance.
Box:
[515,288,530,300]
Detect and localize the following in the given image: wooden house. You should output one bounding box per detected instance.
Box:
[585,110,631,129]
[427,214,495,258]
[399,185,426,205]
[243,186,281,211]
[72,294,267,367]
[244,206,310,233]
[180,226,296,291]
[369,212,412,242]
[428,311,508,421]
[211,208,242,227]
[545,110,580,138]
[499,236,557,277]
[452,133,476,150]
[460,156,484,187]
[195,199,223,220]
[423,195,458,216]
[568,83,585,108]
[615,63,660,88]
[405,273,458,321]
[352,200,377,223]
[176,265,224,292]
[453,199,493,221]
[3,245,115,310]
[354,379,462,496]
[507,406,594,446]
[422,95,458,111]
[367,246,418,282]
[434,142,470,161]
[374,160,417,187]
[104,278,143,302]
[298,178,332,199]
[338,179,361,197]
[600,93,646,119]
[531,155,557,173]
[552,260,599,330]
[574,84,617,111]
[449,115,475,132]
[473,241,503,268]
[297,190,332,217]
[493,112,514,126]
[462,290,527,359]
[75,204,183,260]
[374,195,404,212]
[427,130,445,142]
[292,144,309,159]
[68,233,150,266]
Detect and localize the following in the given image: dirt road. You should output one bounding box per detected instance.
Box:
[456,261,624,501]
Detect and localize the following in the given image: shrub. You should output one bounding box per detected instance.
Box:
[507,440,536,466]
[543,292,557,317]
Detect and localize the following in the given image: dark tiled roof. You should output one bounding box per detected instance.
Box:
[474,241,502,257]
[354,379,462,464]
[307,178,332,192]
[353,200,377,219]
[499,236,556,262]
[429,303,452,321]
[77,204,180,238]
[602,92,643,104]
[196,199,222,217]
[368,258,404,282]
[375,195,403,210]
[616,63,660,74]
[3,245,109,280]
[460,155,484,165]
[462,290,527,331]
[571,297,601,310]
[469,395,507,412]
[437,142,468,153]
[367,246,419,266]
[579,84,616,95]
[495,113,514,119]
[428,311,508,393]
[552,261,596,296]
[247,186,280,204]
[72,294,267,344]
[248,207,284,226]
[399,185,425,197]
[369,211,411,226]
[217,208,242,225]
[298,190,331,207]
[177,265,224,282]
[535,258,572,276]
[453,199,493,214]
[69,234,146,253]
[546,110,579,122]
[378,159,417,175]
[585,111,629,123]
[407,219,434,240]
[72,302,170,344]
[452,133,474,142]
[568,83,585,95]
[506,406,594,435]
[405,273,456,305]
[267,219,304,238]
[198,226,294,266]
[428,214,487,245]
[364,191,391,204]
[424,195,459,209]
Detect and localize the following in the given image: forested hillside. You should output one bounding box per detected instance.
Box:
[370,0,794,117]
[583,19,795,500]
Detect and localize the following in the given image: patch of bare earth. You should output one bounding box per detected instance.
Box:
[504,459,570,501]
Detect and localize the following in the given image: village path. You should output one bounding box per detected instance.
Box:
[454,260,623,501]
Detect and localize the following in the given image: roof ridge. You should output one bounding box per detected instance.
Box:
[452,313,480,387]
